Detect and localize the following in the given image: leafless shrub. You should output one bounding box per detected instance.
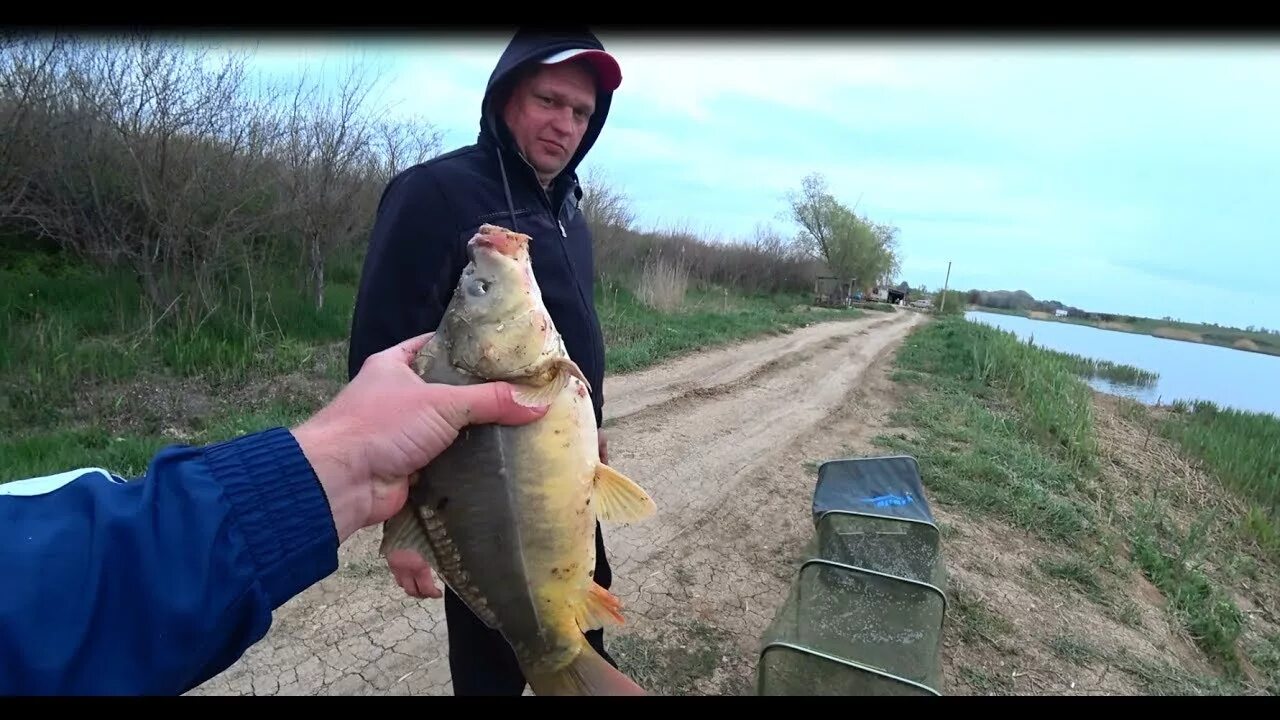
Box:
[1,31,833,328]
[576,168,819,298]
[270,57,443,309]
[579,164,635,257]
[0,32,444,323]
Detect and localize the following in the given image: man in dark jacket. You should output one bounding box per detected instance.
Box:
[345,28,623,695]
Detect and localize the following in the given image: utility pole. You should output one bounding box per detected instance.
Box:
[939,261,952,313]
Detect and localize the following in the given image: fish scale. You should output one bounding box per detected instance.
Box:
[413,500,501,629]
[379,224,657,696]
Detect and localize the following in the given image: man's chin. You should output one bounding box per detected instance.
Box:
[524,149,567,175]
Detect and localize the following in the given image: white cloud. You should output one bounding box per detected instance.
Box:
[597,38,949,123]
[168,35,1280,329]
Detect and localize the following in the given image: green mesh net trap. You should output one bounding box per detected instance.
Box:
[757,455,948,696]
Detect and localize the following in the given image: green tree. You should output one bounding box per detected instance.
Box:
[785,172,900,289]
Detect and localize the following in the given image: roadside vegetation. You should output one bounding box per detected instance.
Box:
[0,35,897,483]
[874,316,1280,695]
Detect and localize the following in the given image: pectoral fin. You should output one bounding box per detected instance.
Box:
[379,504,440,570]
[380,503,504,630]
[575,581,626,632]
[512,357,590,407]
[592,463,657,524]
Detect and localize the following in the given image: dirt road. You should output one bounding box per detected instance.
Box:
[188,308,927,696]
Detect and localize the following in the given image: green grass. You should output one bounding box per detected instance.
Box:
[1159,399,1280,554]
[1128,499,1247,673]
[0,247,355,432]
[874,317,1105,546]
[1049,349,1160,387]
[878,315,1278,693]
[595,278,862,373]
[0,401,320,481]
[1,247,861,484]
[886,313,1119,475]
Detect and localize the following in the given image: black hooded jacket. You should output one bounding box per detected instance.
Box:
[346,28,613,429]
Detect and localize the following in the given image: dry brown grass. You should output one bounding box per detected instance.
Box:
[636,250,691,312]
[1153,327,1203,342]
[1092,397,1232,515]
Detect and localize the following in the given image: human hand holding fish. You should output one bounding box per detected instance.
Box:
[292,330,552,545]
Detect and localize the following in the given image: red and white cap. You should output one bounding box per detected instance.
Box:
[540,48,622,91]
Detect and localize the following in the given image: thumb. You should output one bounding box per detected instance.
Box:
[392,331,434,363]
[436,381,550,430]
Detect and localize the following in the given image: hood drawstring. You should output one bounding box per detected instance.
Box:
[496,150,520,233]
[487,111,522,234]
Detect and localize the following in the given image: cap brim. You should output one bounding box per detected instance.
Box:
[540,48,622,92]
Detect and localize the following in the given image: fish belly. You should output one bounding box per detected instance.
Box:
[409,348,601,671]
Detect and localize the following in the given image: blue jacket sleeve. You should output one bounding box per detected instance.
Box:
[0,427,339,696]
[346,164,466,381]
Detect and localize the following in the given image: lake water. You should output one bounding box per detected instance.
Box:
[964,310,1280,419]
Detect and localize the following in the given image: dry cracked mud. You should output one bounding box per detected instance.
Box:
[187,309,927,696]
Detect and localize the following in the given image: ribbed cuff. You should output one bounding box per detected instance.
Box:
[202,427,339,609]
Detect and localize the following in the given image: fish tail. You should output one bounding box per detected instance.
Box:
[524,643,647,696]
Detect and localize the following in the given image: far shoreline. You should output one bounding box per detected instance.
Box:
[965,305,1280,359]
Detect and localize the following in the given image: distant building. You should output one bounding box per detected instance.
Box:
[1054,309,1069,317]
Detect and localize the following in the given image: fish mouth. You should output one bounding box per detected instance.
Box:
[469,225,529,260]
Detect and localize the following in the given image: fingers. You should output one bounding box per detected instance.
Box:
[387,550,441,599]
[391,563,420,597]
[413,568,442,599]
[440,382,550,429]
[398,574,439,598]
[398,566,440,599]
[393,567,417,596]
[389,332,435,365]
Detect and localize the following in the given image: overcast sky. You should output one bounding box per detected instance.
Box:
[203,31,1279,331]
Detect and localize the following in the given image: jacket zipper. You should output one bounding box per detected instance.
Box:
[517,152,605,398]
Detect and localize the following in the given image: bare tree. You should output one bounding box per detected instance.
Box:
[272,56,446,309]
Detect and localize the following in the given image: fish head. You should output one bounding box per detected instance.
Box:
[445,224,557,381]
[469,223,532,264]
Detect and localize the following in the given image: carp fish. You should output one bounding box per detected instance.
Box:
[380,223,656,696]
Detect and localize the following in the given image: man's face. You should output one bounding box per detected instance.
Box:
[502,61,597,185]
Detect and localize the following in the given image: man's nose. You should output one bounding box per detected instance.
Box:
[549,107,575,134]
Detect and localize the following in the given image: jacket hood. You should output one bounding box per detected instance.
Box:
[478,27,616,186]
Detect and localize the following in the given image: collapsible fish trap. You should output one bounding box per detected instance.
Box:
[756,455,948,696]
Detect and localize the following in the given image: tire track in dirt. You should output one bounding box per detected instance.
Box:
[598,311,921,579]
[187,309,925,696]
[601,313,900,425]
